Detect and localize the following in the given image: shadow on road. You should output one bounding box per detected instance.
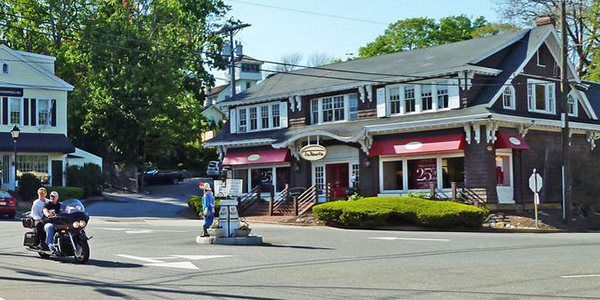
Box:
[257,243,335,250]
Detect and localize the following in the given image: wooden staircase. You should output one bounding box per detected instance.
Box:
[239,184,318,217]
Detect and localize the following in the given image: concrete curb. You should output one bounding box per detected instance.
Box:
[196,235,263,245]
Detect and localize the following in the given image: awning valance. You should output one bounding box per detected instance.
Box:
[369,134,464,157]
[223,149,290,166]
[495,133,529,150]
[0,133,75,154]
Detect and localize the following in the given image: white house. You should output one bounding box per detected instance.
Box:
[0,45,101,190]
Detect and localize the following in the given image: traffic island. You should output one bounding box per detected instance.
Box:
[195,235,263,245]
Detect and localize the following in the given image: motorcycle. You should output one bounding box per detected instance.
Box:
[22,199,91,264]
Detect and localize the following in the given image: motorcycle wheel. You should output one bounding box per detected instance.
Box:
[73,240,90,264]
[38,252,50,259]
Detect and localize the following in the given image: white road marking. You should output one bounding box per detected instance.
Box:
[369,237,451,242]
[96,227,185,234]
[117,254,232,270]
[560,274,600,279]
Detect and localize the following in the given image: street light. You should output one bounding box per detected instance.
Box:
[10,125,20,191]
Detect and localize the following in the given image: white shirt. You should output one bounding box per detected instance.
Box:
[30,198,48,220]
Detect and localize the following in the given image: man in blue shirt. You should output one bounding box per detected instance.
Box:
[201,183,215,237]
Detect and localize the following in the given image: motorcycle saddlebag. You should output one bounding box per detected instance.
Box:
[21,217,34,229]
[23,231,36,247]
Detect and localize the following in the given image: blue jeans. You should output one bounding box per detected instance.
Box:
[204,211,214,228]
[44,223,55,245]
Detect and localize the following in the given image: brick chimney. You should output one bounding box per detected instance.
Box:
[535,16,556,27]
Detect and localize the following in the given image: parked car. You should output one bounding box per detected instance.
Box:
[143,169,184,185]
[0,191,17,219]
[206,161,221,179]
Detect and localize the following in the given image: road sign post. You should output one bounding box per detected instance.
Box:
[529,169,543,229]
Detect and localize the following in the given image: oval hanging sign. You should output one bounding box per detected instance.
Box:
[300,144,327,161]
[247,154,261,161]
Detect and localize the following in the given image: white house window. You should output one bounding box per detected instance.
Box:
[238,108,247,133]
[38,99,51,126]
[502,86,515,109]
[437,85,449,109]
[315,166,324,195]
[241,63,260,73]
[16,155,49,183]
[9,98,20,124]
[349,94,358,121]
[272,104,280,127]
[421,85,433,111]
[246,82,251,89]
[389,87,401,114]
[536,50,545,67]
[527,80,555,114]
[311,94,349,124]
[568,94,578,117]
[2,63,9,74]
[249,107,258,130]
[405,86,416,113]
[351,163,360,188]
[260,105,269,129]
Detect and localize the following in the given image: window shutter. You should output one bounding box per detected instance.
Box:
[448,80,460,109]
[2,97,7,125]
[229,108,237,134]
[30,98,36,125]
[280,101,288,128]
[376,88,386,117]
[23,98,29,126]
[51,99,57,126]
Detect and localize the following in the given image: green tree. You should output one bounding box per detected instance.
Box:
[358,15,488,57]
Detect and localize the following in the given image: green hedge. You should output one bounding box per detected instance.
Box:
[187,195,220,217]
[65,163,106,198]
[313,197,488,229]
[46,186,85,201]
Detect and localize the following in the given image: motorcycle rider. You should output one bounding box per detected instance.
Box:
[43,191,61,252]
[30,187,49,246]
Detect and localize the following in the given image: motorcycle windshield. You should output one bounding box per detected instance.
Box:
[60,199,85,214]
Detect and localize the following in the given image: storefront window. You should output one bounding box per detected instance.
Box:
[315,166,324,195]
[251,168,272,190]
[382,161,403,190]
[351,163,359,188]
[276,167,290,192]
[442,157,464,188]
[17,155,49,184]
[233,169,248,193]
[408,158,437,189]
[496,156,511,186]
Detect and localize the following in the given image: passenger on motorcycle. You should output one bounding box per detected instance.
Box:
[30,187,49,246]
[43,191,61,251]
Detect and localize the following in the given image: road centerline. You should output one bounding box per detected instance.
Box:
[369,237,451,242]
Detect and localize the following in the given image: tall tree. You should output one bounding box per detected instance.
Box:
[274,52,303,72]
[496,0,600,77]
[358,15,488,57]
[307,52,337,67]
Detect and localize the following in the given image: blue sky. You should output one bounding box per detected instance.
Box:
[215,0,502,84]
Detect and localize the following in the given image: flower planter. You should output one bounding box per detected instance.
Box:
[235,228,252,237]
[208,228,226,238]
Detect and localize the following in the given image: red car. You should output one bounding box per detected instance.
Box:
[0,191,17,219]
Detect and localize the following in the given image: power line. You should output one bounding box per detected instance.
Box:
[228,0,389,26]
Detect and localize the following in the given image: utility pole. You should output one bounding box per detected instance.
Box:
[560,0,571,223]
[215,23,251,99]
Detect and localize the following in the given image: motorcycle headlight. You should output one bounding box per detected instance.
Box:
[72,221,80,228]
[79,220,86,228]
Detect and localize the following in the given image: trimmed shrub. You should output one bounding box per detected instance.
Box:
[187,195,220,217]
[65,163,106,198]
[18,173,42,201]
[313,197,488,229]
[46,186,84,200]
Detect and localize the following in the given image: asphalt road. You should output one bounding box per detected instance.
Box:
[1,179,600,299]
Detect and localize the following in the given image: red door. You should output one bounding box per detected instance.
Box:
[326,163,349,200]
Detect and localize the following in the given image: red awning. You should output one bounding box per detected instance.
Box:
[223,149,290,166]
[369,134,465,157]
[495,133,529,150]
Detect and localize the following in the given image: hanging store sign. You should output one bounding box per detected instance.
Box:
[0,87,23,97]
[300,144,327,161]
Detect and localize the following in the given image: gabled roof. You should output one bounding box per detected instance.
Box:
[0,45,74,91]
[223,29,528,105]
[207,83,229,96]
[582,81,600,116]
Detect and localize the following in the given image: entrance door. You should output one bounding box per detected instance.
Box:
[52,160,63,186]
[495,153,514,203]
[326,163,349,200]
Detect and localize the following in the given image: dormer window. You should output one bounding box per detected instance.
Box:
[2,63,9,74]
[527,79,555,114]
[502,86,516,110]
[536,49,545,67]
[568,94,578,117]
[241,63,260,73]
